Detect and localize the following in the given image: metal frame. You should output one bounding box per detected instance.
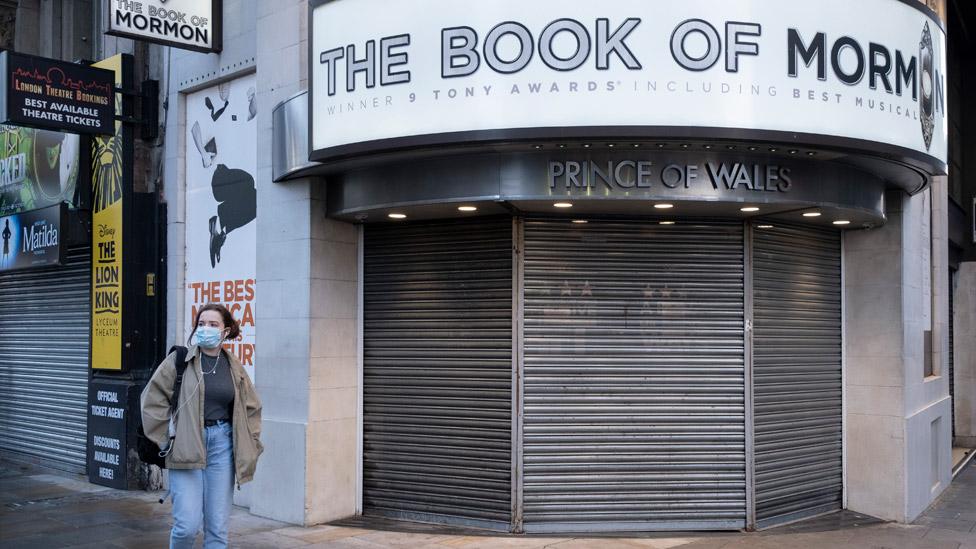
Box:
[755,503,846,530]
[307,125,946,181]
[511,217,525,533]
[841,231,848,509]
[366,509,510,532]
[744,222,756,531]
[356,225,365,514]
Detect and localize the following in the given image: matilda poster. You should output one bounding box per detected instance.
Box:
[0,125,80,216]
[184,75,257,380]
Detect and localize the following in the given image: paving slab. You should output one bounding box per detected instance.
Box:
[0,457,973,548]
[924,528,976,545]
[274,525,376,544]
[231,530,314,548]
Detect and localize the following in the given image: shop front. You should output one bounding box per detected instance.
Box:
[0,48,164,486]
[257,0,953,533]
[0,125,90,474]
[320,149,871,532]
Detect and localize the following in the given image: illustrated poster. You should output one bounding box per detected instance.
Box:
[184,75,257,380]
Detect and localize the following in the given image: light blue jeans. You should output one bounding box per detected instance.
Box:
[169,421,234,549]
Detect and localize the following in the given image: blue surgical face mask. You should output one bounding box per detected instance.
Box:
[194,326,224,349]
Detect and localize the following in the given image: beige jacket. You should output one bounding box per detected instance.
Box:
[140,345,264,485]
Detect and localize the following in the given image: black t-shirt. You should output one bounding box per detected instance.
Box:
[201,351,235,422]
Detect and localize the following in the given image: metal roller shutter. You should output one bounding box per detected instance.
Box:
[949,269,955,439]
[521,218,746,532]
[363,218,513,530]
[0,246,91,473]
[752,223,842,528]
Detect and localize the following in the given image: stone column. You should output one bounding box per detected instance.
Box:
[902,177,952,521]
[249,0,360,526]
[306,196,359,524]
[248,0,312,523]
[845,190,910,521]
[844,184,953,522]
[953,263,976,448]
[13,0,39,55]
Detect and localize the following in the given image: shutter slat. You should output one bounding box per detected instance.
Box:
[522,219,746,533]
[753,223,842,527]
[0,246,91,473]
[363,219,512,530]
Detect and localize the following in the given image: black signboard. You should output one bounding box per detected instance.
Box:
[87,380,136,489]
[0,51,115,135]
[0,203,65,272]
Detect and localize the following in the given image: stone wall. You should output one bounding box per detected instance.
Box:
[844,183,953,522]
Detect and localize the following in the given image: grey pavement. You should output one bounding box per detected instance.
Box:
[1,457,974,548]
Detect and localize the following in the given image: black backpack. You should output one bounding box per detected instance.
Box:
[136,346,191,468]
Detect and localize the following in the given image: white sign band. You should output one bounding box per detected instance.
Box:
[310,0,947,172]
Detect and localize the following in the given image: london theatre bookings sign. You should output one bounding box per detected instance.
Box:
[309,0,948,171]
[0,51,115,135]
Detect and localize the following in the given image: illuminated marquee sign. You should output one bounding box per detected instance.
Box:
[310,0,948,173]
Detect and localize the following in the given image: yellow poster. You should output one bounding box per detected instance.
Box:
[91,55,124,370]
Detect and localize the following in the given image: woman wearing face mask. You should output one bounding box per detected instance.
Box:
[140,303,263,549]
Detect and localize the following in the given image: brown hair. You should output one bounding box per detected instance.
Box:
[189,303,241,342]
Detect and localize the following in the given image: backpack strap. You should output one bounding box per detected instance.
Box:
[168,345,190,412]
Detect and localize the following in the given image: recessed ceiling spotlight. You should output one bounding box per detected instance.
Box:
[740,207,760,212]
[769,147,779,153]
[726,145,736,150]
[632,143,641,148]
[833,220,851,225]
[582,143,591,148]
[748,146,758,151]
[608,143,616,148]
[803,212,822,217]
[680,144,690,149]
[659,221,676,225]
[458,206,477,212]
[554,202,573,208]
[534,144,543,150]
[807,151,817,156]
[654,203,674,209]
[657,144,666,148]
[388,213,407,219]
[572,219,588,224]
[558,144,566,149]
[703,144,713,150]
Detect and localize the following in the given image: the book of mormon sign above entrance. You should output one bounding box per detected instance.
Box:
[107,0,222,53]
[309,0,948,172]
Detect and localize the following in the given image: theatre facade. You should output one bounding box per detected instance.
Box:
[172,0,967,534]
